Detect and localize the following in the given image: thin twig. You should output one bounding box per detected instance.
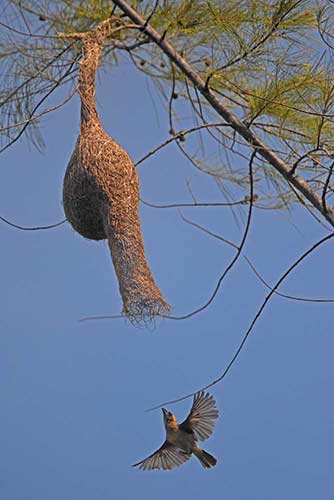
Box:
[151,150,254,321]
[0,215,66,231]
[322,159,334,214]
[135,122,231,167]
[140,198,251,209]
[0,19,65,39]
[0,88,76,133]
[183,214,334,303]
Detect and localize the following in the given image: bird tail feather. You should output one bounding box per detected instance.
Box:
[194,448,217,468]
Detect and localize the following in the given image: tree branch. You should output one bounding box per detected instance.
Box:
[112,0,334,226]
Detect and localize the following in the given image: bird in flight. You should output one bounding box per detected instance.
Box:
[133,391,219,471]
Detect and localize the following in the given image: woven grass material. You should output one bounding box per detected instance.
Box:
[62,22,170,320]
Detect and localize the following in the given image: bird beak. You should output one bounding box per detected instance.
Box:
[161,408,167,415]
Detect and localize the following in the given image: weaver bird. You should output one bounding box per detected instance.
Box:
[133,391,218,471]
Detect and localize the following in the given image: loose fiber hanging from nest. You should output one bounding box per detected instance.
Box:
[60,20,170,321]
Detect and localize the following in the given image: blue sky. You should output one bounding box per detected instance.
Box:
[1,57,334,500]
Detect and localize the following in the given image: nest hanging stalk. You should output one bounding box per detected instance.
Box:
[59,19,170,321]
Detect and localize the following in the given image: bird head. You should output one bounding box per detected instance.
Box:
[162,408,178,429]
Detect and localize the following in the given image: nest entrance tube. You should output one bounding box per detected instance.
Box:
[61,20,170,321]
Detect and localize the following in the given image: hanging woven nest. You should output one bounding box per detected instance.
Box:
[60,20,170,321]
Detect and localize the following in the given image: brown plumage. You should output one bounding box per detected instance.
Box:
[61,21,170,320]
[133,391,219,471]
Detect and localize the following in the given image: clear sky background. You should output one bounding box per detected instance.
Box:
[1,56,334,500]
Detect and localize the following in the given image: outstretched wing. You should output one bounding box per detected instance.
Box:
[132,441,191,471]
[180,391,219,441]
